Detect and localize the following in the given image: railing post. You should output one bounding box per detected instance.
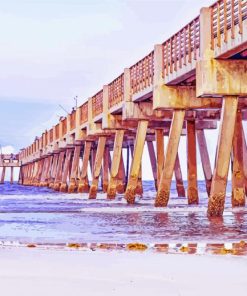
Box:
[153,44,163,110]
[87,98,95,135]
[199,7,213,60]
[75,107,83,141]
[102,85,109,129]
[124,68,131,102]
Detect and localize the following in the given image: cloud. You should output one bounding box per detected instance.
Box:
[1,145,16,154]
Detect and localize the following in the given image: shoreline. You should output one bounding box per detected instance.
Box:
[0,247,246,296]
[1,240,247,256]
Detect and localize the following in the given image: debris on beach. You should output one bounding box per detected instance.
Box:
[127,243,148,251]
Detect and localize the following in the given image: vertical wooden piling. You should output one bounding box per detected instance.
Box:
[37,159,45,186]
[29,163,34,185]
[155,129,164,186]
[196,129,212,196]
[28,162,34,185]
[147,141,158,189]
[208,97,238,216]
[125,144,130,189]
[22,165,27,185]
[60,149,73,192]
[31,161,37,186]
[90,147,96,178]
[107,130,125,199]
[1,167,6,184]
[187,120,199,204]
[243,128,247,197]
[130,144,143,197]
[174,154,186,197]
[10,167,14,184]
[102,145,110,193]
[49,154,59,188]
[155,110,185,207]
[39,158,49,186]
[136,165,143,196]
[68,145,81,193]
[89,136,107,199]
[116,153,126,194]
[45,156,53,186]
[54,151,65,191]
[231,111,245,207]
[18,166,23,184]
[78,141,92,193]
[125,120,148,204]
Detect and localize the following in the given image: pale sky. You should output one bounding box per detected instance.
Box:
[0,0,232,181]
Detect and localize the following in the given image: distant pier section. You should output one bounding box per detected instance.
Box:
[0,154,20,184]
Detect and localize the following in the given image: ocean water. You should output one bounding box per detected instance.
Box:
[0,181,246,246]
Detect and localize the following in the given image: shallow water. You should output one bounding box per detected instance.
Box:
[0,181,246,245]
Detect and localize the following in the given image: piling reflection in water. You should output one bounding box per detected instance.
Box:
[0,181,246,246]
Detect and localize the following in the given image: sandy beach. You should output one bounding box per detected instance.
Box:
[0,247,246,296]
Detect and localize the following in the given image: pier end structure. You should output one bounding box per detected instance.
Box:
[0,154,20,184]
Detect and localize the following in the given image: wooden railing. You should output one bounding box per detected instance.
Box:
[211,0,247,49]
[108,74,124,108]
[130,51,154,95]
[92,90,103,117]
[70,111,76,130]
[162,16,200,77]
[80,102,88,124]
[0,154,19,161]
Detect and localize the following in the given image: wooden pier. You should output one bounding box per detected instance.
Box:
[18,1,247,216]
[0,154,20,184]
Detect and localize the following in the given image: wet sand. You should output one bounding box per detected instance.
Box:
[0,247,246,296]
